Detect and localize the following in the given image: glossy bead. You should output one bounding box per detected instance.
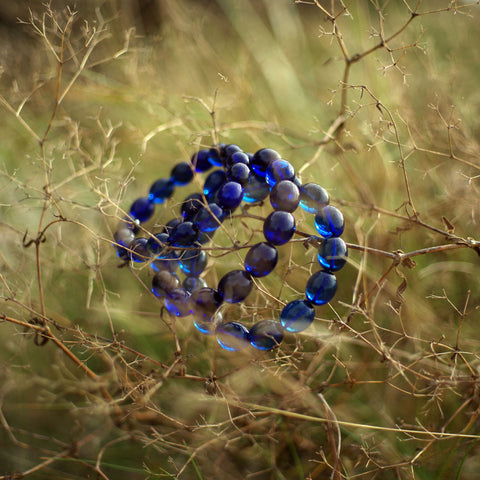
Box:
[227,151,250,167]
[114,228,135,260]
[314,205,345,238]
[148,178,175,204]
[223,144,243,164]
[216,322,250,351]
[165,288,191,317]
[194,203,225,232]
[163,217,183,234]
[217,181,244,211]
[203,170,227,200]
[181,193,204,221]
[151,252,179,273]
[317,237,348,272]
[299,183,330,214]
[305,271,337,305]
[168,221,199,247]
[243,172,270,203]
[189,287,223,321]
[171,161,193,185]
[208,145,224,167]
[269,180,300,213]
[249,320,284,350]
[183,276,208,292]
[218,270,253,303]
[280,300,315,333]
[191,149,212,173]
[263,211,296,245]
[129,197,155,223]
[194,311,222,335]
[179,249,208,276]
[244,242,278,277]
[266,159,295,186]
[147,232,169,254]
[151,271,180,298]
[251,148,281,177]
[129,237,151,262]
[227,162,250,186]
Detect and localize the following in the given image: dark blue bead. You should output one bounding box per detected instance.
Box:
[218,270,253,303]
[191,149,212,173]
[265,159,295,186]
[249,320,284,350]
[280,300,315,333]
[317,237,348,271]
[197,230,215,245]
[208,145,225,167]
[227,163,250,186]
[147,232,169,254]
[189,287,223,321]
[165,288,191,317]
[179,249,208,276]
[226,151,250,168]
[269,180,300,213]
[194,203,225,232]
[168,221,199,247]
[171,161,194,186]
[299,183,330,214]
[203,170,227,200]
[183,276,208,292]
[129,197,155,223]
[148,178,175,204]
[251,148,281,177]
[151,271,180,298]
[305,271,337,305]
[129,237,151,262]
[263,211,296,245]
[244,242,278,277]
[216,322,250,351]
[223,144,243,165]
[163,217,183,234]
[243,172,270,203]
[181,193,204,221]
[314,205,345,238]
[217,181,244,211]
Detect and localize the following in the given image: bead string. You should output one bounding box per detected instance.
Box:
[113,144,348,352]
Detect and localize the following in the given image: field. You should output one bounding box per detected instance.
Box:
[1,1,480,478]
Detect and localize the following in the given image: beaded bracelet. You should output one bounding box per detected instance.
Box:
[113,143,347,352]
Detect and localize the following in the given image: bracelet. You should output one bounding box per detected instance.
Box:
[113,143,347,352]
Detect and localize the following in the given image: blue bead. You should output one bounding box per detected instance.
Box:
[165,288,191,317]
[183,276,208,292]
[171,161,194,186]
[317,237,348,272]
[218,270,253,303]
[113,228,135,260]
[191,149,212,173]
[217,181,244,211]
[226,151,250,167]
[151,271,180,298]
[148,178,175,204]
[179,249,208,276]
[305,271,337,305]
[168,221,199,247]
[194,311,223,335]
[163,217,183,234]
[151,236,179,273]
[189,287,223,321]
[194,203,225,232]
[243,172,270,203]
[129,237,151,262]
[251,148,281,177]
[223,144,243,165]
[216,322,250,351]
[263,211,296,245]
[299,183,330,214]
[147,232,169,254]
[269,180,300,213]
[129,197,155,223]
[280,300,315,333]
[249,320,284,350]
[227,163,250,186]
[203,170,227,200]
[181,193,204,221]
[314,205,345,238]
[208,145,225,167]
[266,159,295,186]
[244,242,278,277]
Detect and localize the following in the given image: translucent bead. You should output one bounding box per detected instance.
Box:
[216,322,250,351]
[226,151,250,167]
[249,320,284,350]
[148,178,175,204]
[217,181,244,211]
[151,271,180,298]
[179,249,208,276]
[314,205,345,238]
[129,197,155,223]
[269,180,300,213]
[266,159,295,186]
[299,183,330,214]
[223,144,243,165]
[191,149,212,173]
[189,287,223,321]
[244,242,278,277]
[183,276,208,292]
[194,310,223,335]
[227,163,250,186]
[113,228,135,260]
[170,161,194,186]
[181,193,204,221]
[129,237,151,262]
[305,271,337,305]
[317,237,348,272]
[147,232,169,254]
[251,148,281,177]
[243,172,270,203]
[151,252,179,273]
[263,211,296,245]
[218,270,253,303]
[208,145,225,167]
[203,170,227,200]
[165,288,191,317]
[280,300,315,333]
[168,221,199,247]
[194,203,225,232]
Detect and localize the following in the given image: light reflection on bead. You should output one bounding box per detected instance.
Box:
[305,271,337,305]
[263,211,296,245]
[216,322,250,351]
[317,237,348,272]
[249,320,284,350]
[299,183,330,214]
[280,300,315,333]
[314,205,345,238]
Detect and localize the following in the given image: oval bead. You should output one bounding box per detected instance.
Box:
[263,211,296,245]
[183,276,208,292]
[168,221,199,247]
[147,232,170,254]
[170,161,194,186]
[114,228,135,260]
[203,170,227,200]
[163,217,183,234]
[129,197,155,223]
[226,151,250,167]
[269,180,300,212]
[244,242,278,277]
[251,148,281,177]
[299,183,330,214]
[280,299,315,333]
[314,205,345,238]
[189,287,223,321]
[179,249,208,276]
[165,288,191,317]
[151,271,180,298]
[191,149,212,173]
[148,178,175,204]
[194,310,223,335]
[216,322,250,351]
[305,271,337,305]
[181,193,204,221]
[317,237,348,272]
[218,270,253,303]
[265,159,295,186]
[194,203,225,232]
[129,237,151,263]
[243,172,270,203]
[217,181,244,211]
[208,145,224,167]
[249,320,284,350]
[227,163,250,186]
